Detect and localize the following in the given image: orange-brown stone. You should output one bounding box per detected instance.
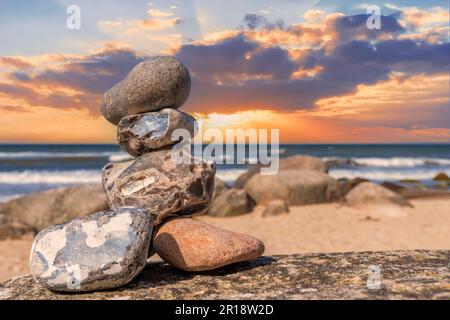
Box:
[154,217,264,271]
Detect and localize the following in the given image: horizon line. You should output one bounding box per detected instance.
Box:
[0,142,449,146]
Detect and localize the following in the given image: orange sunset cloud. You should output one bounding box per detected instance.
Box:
[0,4,448,144]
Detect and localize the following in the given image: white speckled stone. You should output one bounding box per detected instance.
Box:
[29,207,153,292]
[117,108,196,157]
[101,148,216,225]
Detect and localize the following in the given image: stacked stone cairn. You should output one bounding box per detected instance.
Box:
[29,57,265,292]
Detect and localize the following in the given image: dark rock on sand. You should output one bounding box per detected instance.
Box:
[433,181,449,189]
[380,181,406,193]
[397,188,450,199]
[117,108,196,157]
[0,184,109,232]
[101,56,191,125]
[208,188,255,217]
[29,207,153,292]
[233,155,328,189]
[153,217,264,271]
[4,250,449,299]
[345,182,411,207]
[325,158,359,167]
[102,148,215,225]
[433,173,450,182]
[262,200,289,217]
[379,180,450,199]
[400,178,423,186]
[244,170,340,206]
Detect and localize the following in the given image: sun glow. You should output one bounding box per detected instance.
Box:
[194,110,286,128]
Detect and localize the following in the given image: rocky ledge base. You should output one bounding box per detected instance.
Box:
[1,250,449,300]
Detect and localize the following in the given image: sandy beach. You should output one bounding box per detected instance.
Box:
[0,235,34,282]
[1,196,449,283]
[200,197,450,254]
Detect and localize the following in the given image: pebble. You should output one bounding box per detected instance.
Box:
[117,108,196,157]
[101,56,191,125]
[101,148,216,225]
[29,207,153,292]
[154,217,265,271]
[208,188,254,217]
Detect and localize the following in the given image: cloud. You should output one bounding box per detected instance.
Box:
[139,17,182,30]
[177,34,297,82]
[330,13,405,40]
[303,9,327,24]
[98,5,183,34]
[175,13,449,114]
[0,45,147,114]
[392,6,450,44]
[0,105,32,113]
[241,13,284,30]
[33,46,146,94]
[387,4,449,30]
[310,72,450,129]
[0,57,34,69]
[8,72,32,82]
[97,7,184,54]
[1,9,448,142]
[0,81,100,113]
[147,8,174,18]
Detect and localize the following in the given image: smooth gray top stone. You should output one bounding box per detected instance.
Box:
[29,207,153,293]
[101,56,191,125]
[117,108,196,157]
[102,148,216,225]
[3,250,449,299]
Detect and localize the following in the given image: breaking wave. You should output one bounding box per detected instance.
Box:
[325,157,450,167]
[0,170,101,184]
[329,168,450,181]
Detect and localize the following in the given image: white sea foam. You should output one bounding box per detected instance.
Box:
[216,169,247,185]
[108,152,133,162]
[0,150,135,162]
[0,151,124,160]
[0,170,101,184]
[0,194,23,203]
[329,168,450,181]
[0,167,247,186]
[324,157,450,167]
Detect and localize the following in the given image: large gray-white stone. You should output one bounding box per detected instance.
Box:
[102,148,216,225]
[244,169,340,206]
[29,207,153,293]
[344,182,412,207]
[117,108,196,157]
[101,56,191,125]
[234,155,328,189]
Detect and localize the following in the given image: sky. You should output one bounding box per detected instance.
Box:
[0,0,448,143]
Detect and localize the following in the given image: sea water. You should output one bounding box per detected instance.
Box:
[0,144,448,202]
